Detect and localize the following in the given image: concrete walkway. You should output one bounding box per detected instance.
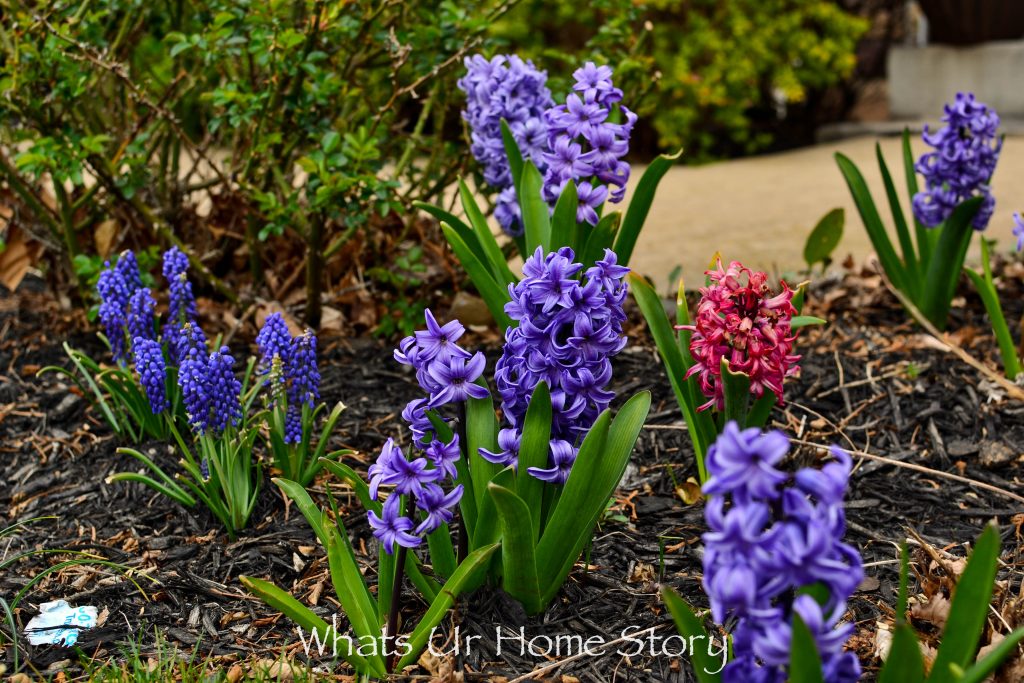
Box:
[626,135,1024,288]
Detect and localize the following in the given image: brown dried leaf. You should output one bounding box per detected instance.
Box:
[911,594,951,629]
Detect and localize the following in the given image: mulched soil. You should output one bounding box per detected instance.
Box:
[2,262,1024,682]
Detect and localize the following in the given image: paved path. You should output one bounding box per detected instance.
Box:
[626,135,1024,289]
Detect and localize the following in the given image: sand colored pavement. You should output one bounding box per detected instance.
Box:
[625,135,1024,288]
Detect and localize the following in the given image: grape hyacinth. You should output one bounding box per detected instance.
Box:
[683,259,800,412]
[912,92,1002,230]
[283,330,321,443]
[702,423,862,683]
[206,346,243,434]
[127,288,158,347]
[162,247,198,361]
[177,322,211,434]
[458,54,553,236]
[96,262,132,363]
[542,62,635,225]
[114,250,143,292]
[132,337,169,414]
[256,313,292,377]
[484,247,628,483]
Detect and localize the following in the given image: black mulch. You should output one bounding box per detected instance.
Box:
[2,264,1024,681]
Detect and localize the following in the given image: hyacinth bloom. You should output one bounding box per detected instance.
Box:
[177,323,211,434]
[114,250,143,292]
[458,54,553,236]
[912,92,1002,230]
[96,264,132,363]
[487,247,628,479]
[255,315,321,444]
[394,309,487,411]
[1014,213,1024,252]
[256,313,292,377]
[132,337,169,414]
[127,288,157,347]
[206,346,243,434]
[542,62,635,224]
[368,495,422,555]
[702,423,862,683]
[682,259,799,412]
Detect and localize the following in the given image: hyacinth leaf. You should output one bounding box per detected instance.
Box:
[395,543,499,672]
[879,625,925,683]
[466,378,503,539]
[110,447,196,506]
[580,211,621,269]
[517,382,553,540]
[835,152,906,295]
[550,179,579,254]
[628,273,708,480]
[791,315,827,329]
[902,128,934,269]
[427,522,457,582]
[745,393,776,429]
[240,576,381,676]
[536,391,651,606]
[520,162,552,254]
[323,523,385,667]
[42,344,123,434]
[457,179,519,286]
[413,201,487,264]
[316,460,441,602]
[489,483,542,613]
[660,587,722,683]
[615,149,682,267]
[803,207,844,270]
[956,627,1024,683]
[720,359,751,428]
[273,477,329,543]
[426,410,477,539]
[919,196,983,330]
[928,523,1002,683]
[472,464,515,551]
[440,223,514,330]
[877,143,920,299]
[964,239,1023,379]
[500,119,525,196]
[789,614,825,683]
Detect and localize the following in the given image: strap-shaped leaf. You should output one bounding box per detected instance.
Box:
[789,613,825,683]
[274,477,329,544]
[615,149,682,266]
[413,200,486,261]
[877,143,920,299]
[241,576,381,676]
[720,359,751,428]
[660,587,722,683]
[580,210,620,268]
[929,523,1002,683]
[919,196,983,329]
[550,180,579,253]
[319,460,381,515]
[956,627,1024,683]
[395,543,500,672]
[472,465,515,551]
[879,625,925,683]
[500,119,525,196]
[426,522,457,582]
[458,179,519,286]
[441,223,514,330]
[629,274,708,480]
[835,152,906,294]
[516,382,552,540]
[324,524,384,669]
[489,483,542,614]
[520,162,551,254]
[964,241,1023,379]
[902,129,934,270]
[536,391,651,605]
[426,410,476,537]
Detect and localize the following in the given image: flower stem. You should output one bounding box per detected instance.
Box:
[455,402,468,562]
[385,495,416,671]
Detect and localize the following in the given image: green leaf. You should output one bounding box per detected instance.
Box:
[879,625,925,683]
[660,587,722,683]
[789,613,825,683]
[919,196,983,330]
[489,484,542,613]
[615,149,682,266]
[535,392,651,607]
[241,576,380,676]
[956,627,1024,683]
[274,477,329,544]
[323,524,384,672]
[426,523,458,581]
[466,379,503,547]
[395,543,500,671]
[964,241,1022,379]
[441,224,513,330]
[516,382,552,540]
[928,523,1002,683]
[500,120,525,198]
[458,179,518,286]
[414,201,487,265]
[835,153,906,294]
[791,315,827,329]
[803,207,844,269]
[902,129,934,270]
[580,211,621,268]
[877,145,919,299]
[550,180,579,253]
[720,359,751,428]
[520,162,551,254]
[628,273,708,481]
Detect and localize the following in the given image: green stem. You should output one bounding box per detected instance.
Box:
[385,495,416,672]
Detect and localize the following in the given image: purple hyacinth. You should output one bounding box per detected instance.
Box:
[415,483,464,535]
[912,93,1002,230]
[485,247,628,481]
[702,423,862,683]
[206,346,243,434]
[395,310,487,409]
[127,288,158,347]
[542,62,635,224]
[96,263,132,363]
[368,495,422,555]
[177,323,210,434]
[132,337,168,414]
[1013,213,1024,252]
[458,54,553,236]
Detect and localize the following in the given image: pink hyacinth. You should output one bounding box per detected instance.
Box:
[680,259,800,411]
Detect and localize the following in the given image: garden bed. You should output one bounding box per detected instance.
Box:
[3,263,1024,681]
